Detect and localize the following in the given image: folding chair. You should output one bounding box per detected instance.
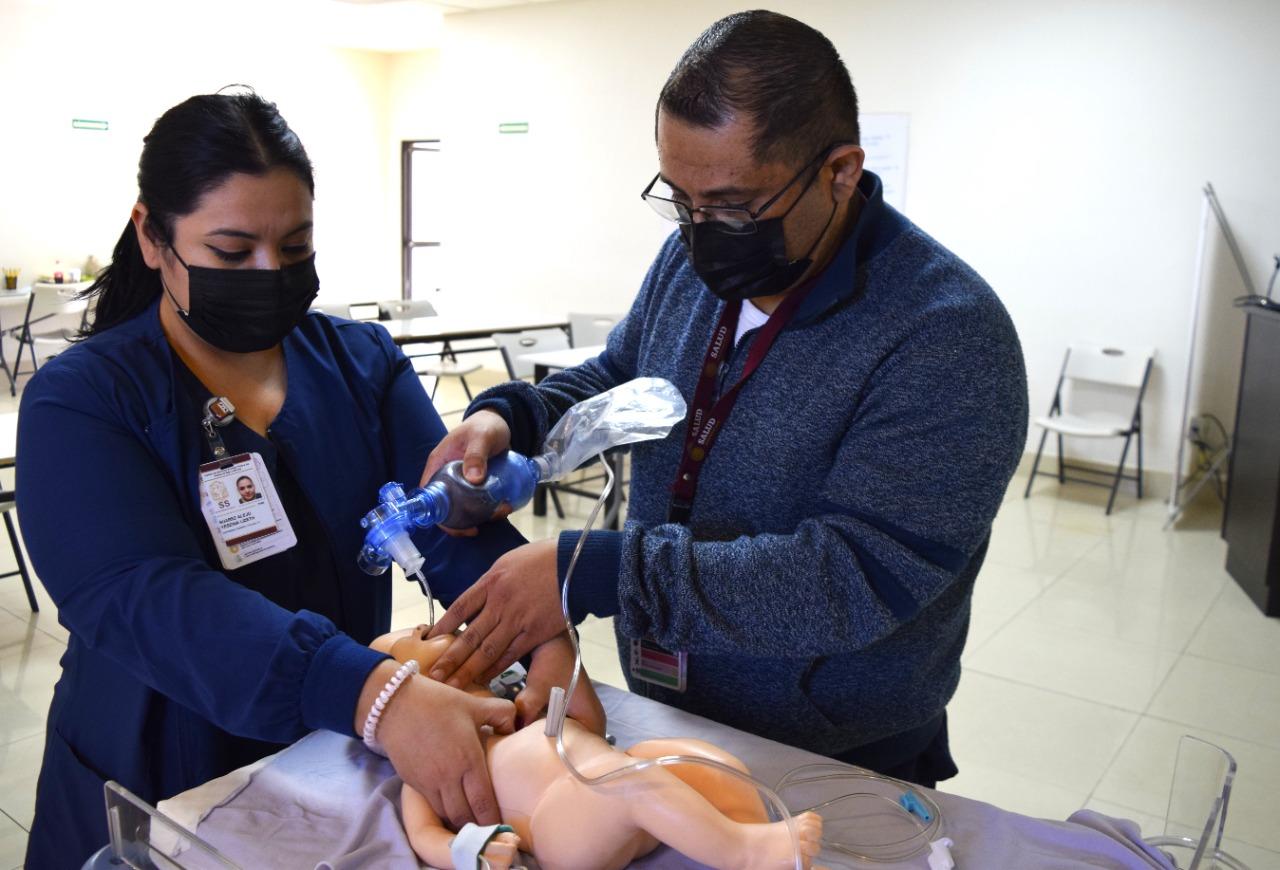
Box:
[312,301,382,321]
[10,282,90,391]
[568,312,623,348]
[1023,344,1154,515]
[0,490,38,612]
[491,328,572,380]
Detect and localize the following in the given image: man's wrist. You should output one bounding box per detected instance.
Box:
[467,388,541,456]
[557,529,623,622]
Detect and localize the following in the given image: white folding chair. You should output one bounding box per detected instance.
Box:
[1023,344,1155,514]
[380,298,503,407]
[11,283,90,389]
[491,328,571,380]
[379,299,437,320]
[0,490,38,612]
[568,312,622,348]
[311,301,382,321]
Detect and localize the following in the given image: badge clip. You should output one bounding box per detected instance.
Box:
[201,396,237,461]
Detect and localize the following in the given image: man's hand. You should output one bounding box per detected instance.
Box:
[356,660,516,829]
[421,409,512,486]
[426,538,566,688]
[516,633,607,735]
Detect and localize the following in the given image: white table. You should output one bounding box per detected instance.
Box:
[379,311,569,346]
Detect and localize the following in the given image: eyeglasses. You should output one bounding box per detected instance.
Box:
[640,147,831,236]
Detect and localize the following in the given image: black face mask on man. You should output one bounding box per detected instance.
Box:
[163,245,320,353]
[677,153,836,303]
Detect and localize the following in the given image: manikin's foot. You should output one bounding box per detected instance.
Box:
[480,831,521,870]
[742,811,823,870]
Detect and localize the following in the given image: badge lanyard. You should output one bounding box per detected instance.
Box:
[635,285,815,692]
[201,396,237,462]
[667,282,815,524]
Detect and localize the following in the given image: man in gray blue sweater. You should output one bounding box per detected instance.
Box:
[425,10,1027,787]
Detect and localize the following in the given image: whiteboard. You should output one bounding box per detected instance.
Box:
[861,113,910,211]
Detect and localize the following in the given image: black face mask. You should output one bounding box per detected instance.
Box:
[164,247,320,353]
[679,181,836,303]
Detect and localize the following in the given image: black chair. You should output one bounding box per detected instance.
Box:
[0,489,38,612]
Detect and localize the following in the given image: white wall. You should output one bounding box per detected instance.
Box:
[0,0,398,313]
[386,0,1280,477]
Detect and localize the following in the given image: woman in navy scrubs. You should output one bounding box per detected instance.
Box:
[16,91,525,868]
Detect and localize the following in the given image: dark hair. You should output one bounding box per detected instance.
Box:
[236,476,254,487]
[82,90,314,336]
[657,10,859,165]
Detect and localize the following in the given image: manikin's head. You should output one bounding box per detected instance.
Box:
[372,626,499,701]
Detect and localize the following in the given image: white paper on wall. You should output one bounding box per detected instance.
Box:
[860,113,909,212]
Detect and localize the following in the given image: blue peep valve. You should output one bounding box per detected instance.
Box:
[358,451,544,577]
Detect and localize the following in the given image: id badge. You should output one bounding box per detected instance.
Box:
[629,637,687,693]
[198,452,297,571]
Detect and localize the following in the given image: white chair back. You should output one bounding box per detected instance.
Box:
[27,284,89,361]
[569,312,622,348]
[31,282,89,319]
[1063,344,1154,389]
[492,328,570,379]
[311,301,382,321]
[380,299,437,319]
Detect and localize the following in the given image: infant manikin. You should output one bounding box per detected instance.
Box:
[371,627,823,870]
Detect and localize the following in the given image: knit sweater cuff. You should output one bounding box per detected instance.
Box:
[465,391,540,457]
[557,529,623,623]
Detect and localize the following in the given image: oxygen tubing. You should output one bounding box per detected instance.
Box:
[543,458,808,870]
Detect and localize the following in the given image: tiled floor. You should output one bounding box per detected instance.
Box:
[2,371,1280,868]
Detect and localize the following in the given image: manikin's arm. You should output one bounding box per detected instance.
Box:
[400,783,520,870]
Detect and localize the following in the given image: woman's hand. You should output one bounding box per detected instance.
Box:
[356,660,516,829]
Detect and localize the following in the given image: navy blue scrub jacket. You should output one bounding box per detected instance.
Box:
[15,299,524,868]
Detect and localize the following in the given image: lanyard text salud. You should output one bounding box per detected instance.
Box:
[667,282,814,524]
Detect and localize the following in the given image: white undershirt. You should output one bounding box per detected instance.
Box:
[734,299,771,346]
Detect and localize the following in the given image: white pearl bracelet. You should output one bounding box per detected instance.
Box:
[362,658,419,757]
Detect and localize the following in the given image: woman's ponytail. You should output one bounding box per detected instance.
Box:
[79,219,162,337]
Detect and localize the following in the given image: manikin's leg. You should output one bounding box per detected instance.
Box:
[400,783,521,870]
[623,737,771,823]
[528,765,822,870]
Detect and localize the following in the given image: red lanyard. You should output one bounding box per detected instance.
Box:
[668,284,814,523]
